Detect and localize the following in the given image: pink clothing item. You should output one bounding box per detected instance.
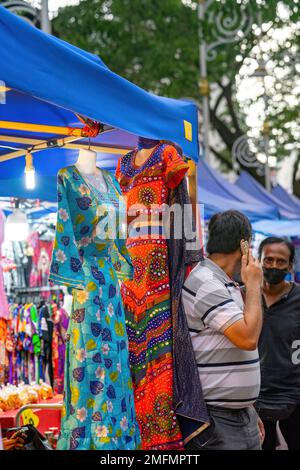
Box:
[0,210,9,319]
[28,232,53,287]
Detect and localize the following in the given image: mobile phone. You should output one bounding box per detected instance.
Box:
[240,239,249,263]
[4,426,28,440]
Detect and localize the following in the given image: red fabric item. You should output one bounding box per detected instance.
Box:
[116,143,188,450]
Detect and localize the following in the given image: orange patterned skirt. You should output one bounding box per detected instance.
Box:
[122,236,183,450]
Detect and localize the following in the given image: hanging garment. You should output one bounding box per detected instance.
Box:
[28,232,39,287]
[24,244,34,287]
[167,178,210,444]
[12,242,27,288]
[6,305,17,385]
[0,210,9,319]
[0,318,8,384]
[39,303,54,387]
[27,233,53,287]
[37,240,53,286]
[52,306,69,395]
[49,166,141,450]
[116,143,189,450]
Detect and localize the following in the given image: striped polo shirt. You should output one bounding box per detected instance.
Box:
[182,258,260,409]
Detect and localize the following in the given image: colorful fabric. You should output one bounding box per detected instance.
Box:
[2,304,43,385]
[116,143,189,450]
[0,209,9,319]
[27,233,53,287]
[0,318,7,384]
[52,306,69,395]
[167,178,209,444]
[49,165,141,450]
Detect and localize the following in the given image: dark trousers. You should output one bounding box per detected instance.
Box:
[261,405,300,450]
[185,405,261,450]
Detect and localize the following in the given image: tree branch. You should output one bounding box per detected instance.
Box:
[210,109,238,150]
[223,84,242,135]
[213,88,226,115]
[209,146,232,169]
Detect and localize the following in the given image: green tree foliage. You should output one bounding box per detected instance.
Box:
[53,0,199,98]
[53,1,299,188]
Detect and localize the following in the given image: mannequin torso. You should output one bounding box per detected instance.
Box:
[75,148,107,193]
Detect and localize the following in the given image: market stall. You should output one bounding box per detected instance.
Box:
[0,7,203,448]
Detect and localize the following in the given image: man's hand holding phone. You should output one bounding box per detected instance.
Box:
[241,243,263,288]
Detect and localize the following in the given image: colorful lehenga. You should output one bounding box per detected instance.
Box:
[49,166,141,450]
[116,143,189,450]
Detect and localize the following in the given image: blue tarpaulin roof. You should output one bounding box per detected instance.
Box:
[198,187,276,222]
[197,160,278,220]
[0,6,199,201]
[272,184,300,213]
[252,219,300,237]
[236,171,300,220]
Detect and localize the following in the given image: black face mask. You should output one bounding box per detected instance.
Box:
[263,267,289,285]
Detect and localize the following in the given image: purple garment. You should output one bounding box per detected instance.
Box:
[0,210,9,319]
[58,308,69,375]
[53,307,69,394]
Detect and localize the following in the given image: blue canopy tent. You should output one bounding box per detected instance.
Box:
[0,6,199,202]
[252,219,300,237]
[197,160,278,220]
[198,187,277,222]
[272,184,300,213]
[236,171,300,220]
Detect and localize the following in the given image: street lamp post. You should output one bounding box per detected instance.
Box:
[252,58,271,191]
[198,0,212,165]
[262,95,271,192]
[40,0,51,33]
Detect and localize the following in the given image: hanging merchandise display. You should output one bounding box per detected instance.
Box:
[3,299,61,387]
[49,158,141,450]
[0,209,9,319]
[0,318,7,386]
[116,140,208,450]
[0,208,10,386]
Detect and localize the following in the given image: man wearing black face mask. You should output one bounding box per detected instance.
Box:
[257,237,300,450]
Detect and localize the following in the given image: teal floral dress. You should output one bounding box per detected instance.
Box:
[49,165,141,450]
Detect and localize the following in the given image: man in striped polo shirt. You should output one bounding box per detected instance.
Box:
[183,210,264,450]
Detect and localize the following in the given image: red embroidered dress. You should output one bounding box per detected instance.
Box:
[116,143,189,450]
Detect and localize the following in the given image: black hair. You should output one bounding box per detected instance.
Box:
[206,210,252,255]
[258,237,295,263]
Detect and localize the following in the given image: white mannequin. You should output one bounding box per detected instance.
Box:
[75,148,107,192]
[75,148,98,175]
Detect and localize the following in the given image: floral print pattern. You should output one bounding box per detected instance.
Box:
[49,166,140,450]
